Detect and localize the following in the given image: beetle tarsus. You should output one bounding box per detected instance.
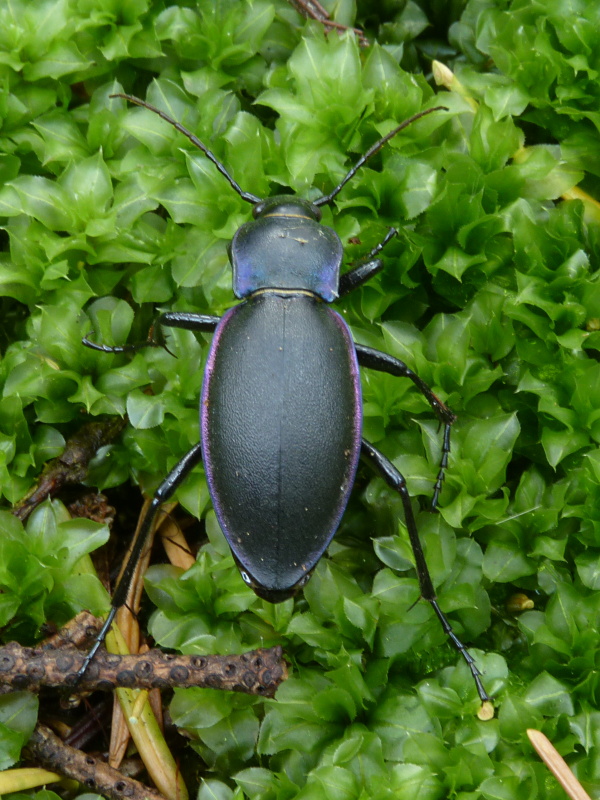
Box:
[430,599,490,703]
[431,422,452,510]
[338,228,398,297]
[82,331,162,354]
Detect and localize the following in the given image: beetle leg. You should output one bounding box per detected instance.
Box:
[338,228,397,298]
[157,312,220,332]
[75,442,204,683]
[82,331,160,354]
[83,314,220,354]
[356,345,455,509]
[361,438,490,704]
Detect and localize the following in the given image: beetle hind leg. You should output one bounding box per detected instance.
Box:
[75,442,204,683]
[361,438,490,705]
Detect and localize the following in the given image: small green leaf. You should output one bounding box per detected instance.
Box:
[198,779,234,800]
[4,176,74,230]
[126,390,165,429]
[523,672,574,716]
[0,693,39,769]
[24,41,90,80]
[483,539,536,582]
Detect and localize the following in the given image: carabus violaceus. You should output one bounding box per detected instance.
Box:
[81,93,490,707]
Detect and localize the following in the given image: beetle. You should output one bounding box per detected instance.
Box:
[81,93,490,705]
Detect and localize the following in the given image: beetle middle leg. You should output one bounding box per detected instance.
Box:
[356,345,455,509]
[83,312,220,353]
[360,439,489,704]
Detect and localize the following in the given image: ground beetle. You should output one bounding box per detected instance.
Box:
[81,94,490,707]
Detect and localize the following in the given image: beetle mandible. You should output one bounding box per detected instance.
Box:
[81,93,490,706]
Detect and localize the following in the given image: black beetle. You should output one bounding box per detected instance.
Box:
[81,94,489,705]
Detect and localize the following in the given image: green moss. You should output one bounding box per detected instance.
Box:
[1,1,600,798]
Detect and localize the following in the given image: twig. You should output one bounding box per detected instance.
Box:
[158,509,195,570]
[24,723,167,800]
[64,697,113,749]
[13,418,126,521]
[109,498,173,767]
[287,0,369,46]
[289,0,330,20]
[41,610,103,650]
[0,642,287,696]
[527,729,592,800]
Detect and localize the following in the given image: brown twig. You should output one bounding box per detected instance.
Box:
[110,499,178,767]
[13,417,126,521]
[25,723,167,800]
[288,0,330,20]
[41,611,103,651]
[68,492,116,526]
[158,510,195,570]
[63,698,113,750]
[0,642,287,696]
[287,0,369,46]
[527,729,592,800]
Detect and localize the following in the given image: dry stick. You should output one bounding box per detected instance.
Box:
[0,641,287,695]
[109,498,177,767]
[287,0,369,45]
[289,0,330,19]
[12,418,126,521]
[527,729,592,800]
[64,698,113,751]
[25,723,167,800]
[105,623,188,800]
[158,511,196,570]
[41,611,104,651]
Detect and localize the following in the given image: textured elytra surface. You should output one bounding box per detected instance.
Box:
[202,292,361,594]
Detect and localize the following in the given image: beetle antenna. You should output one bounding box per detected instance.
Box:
[109,93,261,205]
[313,105,448,207]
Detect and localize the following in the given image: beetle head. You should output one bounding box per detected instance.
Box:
[252,195,322,222]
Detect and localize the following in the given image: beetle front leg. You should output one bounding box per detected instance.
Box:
[356,344,455,509]
[76,442,204,683]
[361,439,490,705]
[337,228,397,298]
